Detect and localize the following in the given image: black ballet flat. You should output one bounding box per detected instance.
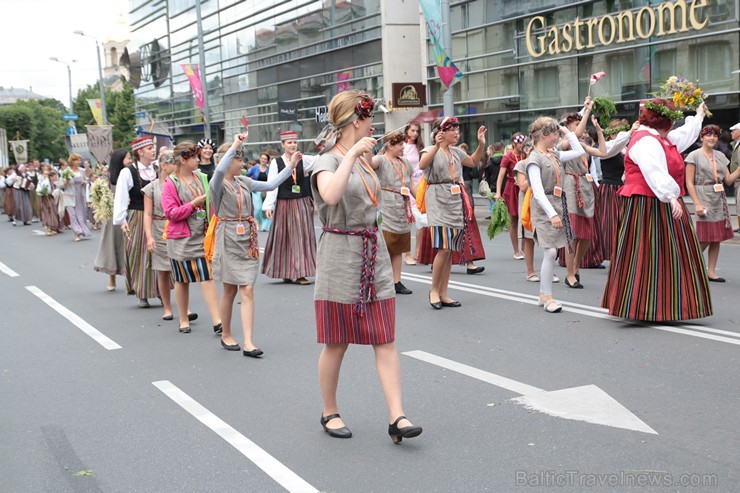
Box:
[213,323,223,335]
[188,312,198,321]
[388,415,422,444]
[440,300,462,308]
[466,266,485,275]
[575,273,581,282]
[564,278,583,289]
[179,325,191,334]
[429,291,442,310]
[162,314,173,321]
[242,348,263,358]
[221,339,241,351]
[321,413,352,439]
[708,277,726,283]
[395,282,412,295]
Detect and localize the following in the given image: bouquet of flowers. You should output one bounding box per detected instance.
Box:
[61,168,74,182]
[592,97,618,129]
[656,76,711,117]
[90,177,114,222]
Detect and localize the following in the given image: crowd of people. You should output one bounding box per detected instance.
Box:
[3,90,739,444]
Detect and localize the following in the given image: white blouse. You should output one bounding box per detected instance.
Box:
[113,162,158,225]
[262,153,319,212]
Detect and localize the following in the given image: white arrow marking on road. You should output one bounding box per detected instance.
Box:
[403,350,657,435]
[0,261,20,277]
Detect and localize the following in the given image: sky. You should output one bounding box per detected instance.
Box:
[0,0,130,110]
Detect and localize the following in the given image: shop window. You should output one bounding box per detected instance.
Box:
[654,48,676,84]
[535,67,559,100]
[693,42,732,83]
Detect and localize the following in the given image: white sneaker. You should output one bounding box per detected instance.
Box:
[552,275,560,283]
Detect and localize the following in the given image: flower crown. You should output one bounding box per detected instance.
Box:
[644,101,684,121]
[180,144,202,160]
[604,124,630,136]
[559,113,582,125]
[438,117,459,132]
[355,95,375,119]
[387,132,405,147]
[700,124,721,138]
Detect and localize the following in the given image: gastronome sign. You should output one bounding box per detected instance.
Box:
[525,0,710,58]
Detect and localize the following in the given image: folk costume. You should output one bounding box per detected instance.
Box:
[61,168,92,238]
[37,175,63,234]
[596,131,632,260]
[685,148,734,242]
[11,168,33,224]
[141,179,172,273]
[376,154,414,254]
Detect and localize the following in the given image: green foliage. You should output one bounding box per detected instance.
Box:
[487,199,511,239]
[0,100,67,162]
[110,77,136,148]
[592,97,617,129]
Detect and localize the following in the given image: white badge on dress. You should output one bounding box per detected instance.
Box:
[553,186,563,197]
[450,184,461,195]
[713,183,724,193]
[236,223,246,235]
[400,186,411,196]
[585,173,594,182]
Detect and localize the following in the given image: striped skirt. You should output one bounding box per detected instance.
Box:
[596,183,622,260]
[601,196,712,322]
[171,257,212,283]
[315,298,395,345]
[261,196,317,279]
[40,195,62,231]
[3,187,14,217]
[13,190,32,223]
[125,210,159,299]
[695,220,734,243]
[417,221,485,265]
[557,212,604,268]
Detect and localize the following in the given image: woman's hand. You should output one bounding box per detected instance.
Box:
[191,194,207,208]
[630,120,641,133]
[590,115,603,133]
[147,237,156,252]
[232,132,248,148]
[493,192,501,200]
[670,198,683,219]
[288,151,303,168]
[695,203,708,217]
[696,102,708,118]
[551,215,563,229]
[583,96,594,112]
[434,131,444,146]
[121,222,130,235]
[265,210,273,219]
[477,126,487,146]
[350,137,377,159]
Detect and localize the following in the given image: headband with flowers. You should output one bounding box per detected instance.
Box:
[437,117,459,132]
[355,95,375,119]
[512,134,526,144]
[644,101,684,121]
[179,144,202,160]
[314,91,376,152]
[387,132,405,147]
[700,124,721,138]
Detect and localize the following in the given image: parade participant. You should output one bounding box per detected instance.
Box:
[512,139,540,282]
[730,123,740,233]
[197,138,216,181]
[37,169,63,235]
[12,164,34,226]
[685,125,740,282]
[161,141,221,334]
[421,116,487,309]
[369,132,415,295]
[310,90,421,443]
[526,118,586,313]
[262,131,319,285]
[143,150,178,320]
[246,152,272,231]
[595,119,637,260]
[211,135,296,356]
[113,137,159,307]
[602,100,711,321]
[494,133,527,259]
[403,122,424,264]
[61,154,93,241]
[2,167,16,222]
[27,161,40,222]
[94,149,128,291]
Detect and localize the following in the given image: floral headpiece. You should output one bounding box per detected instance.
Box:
[387,132,405,147]
[180,144,201,160]
[314,91,376,152]
[644,101,684,121]
[355,95,375,119]
[700,124,721,138]
[559,113,582,125]
[604,124,630,136]
[438,117,459,132]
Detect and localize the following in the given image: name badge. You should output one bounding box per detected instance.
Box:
[450,184,461,195]
[553,186,563,197]
[195,209,206,220]
[236,223,246,235]
[713,183,724,193]
[400,186,411,196]
[585,173,594,182]
[292,184,301,194]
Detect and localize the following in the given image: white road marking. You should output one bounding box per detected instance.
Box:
[153,380,318,493]
[401,272,740,346]
[403,350,657,434]
[25,286,121,350]
[0,261,20,277]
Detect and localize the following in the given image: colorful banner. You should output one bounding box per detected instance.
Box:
[87,99,104,126]
[419,0,462,90]
[181,64,206,121]
[86,125,114,164]
[65,134,94,164]
[9,140,28,164]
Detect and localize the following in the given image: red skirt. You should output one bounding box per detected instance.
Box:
[602,196,712,322]
[417,213,486,265]
[261,196,317,279]
[3,187,14,216]
[558,213,604,268]
[596,183,622,260]
[502,176,519,217]
[315,298,395,345]
[695,220,734,243]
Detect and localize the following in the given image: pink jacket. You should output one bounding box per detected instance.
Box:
[161,178,193,239]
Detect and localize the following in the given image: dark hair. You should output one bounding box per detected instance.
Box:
[108,148,129,186]
[492,142,504,152]
[700,124,721,139]
[639,98,676,133]
[404,122,424,153]
[259,152,271,163]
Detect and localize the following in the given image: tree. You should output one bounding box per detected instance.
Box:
[110,77,136,148]
[0,100,67,163]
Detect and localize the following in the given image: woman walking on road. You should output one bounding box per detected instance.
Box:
[94,149,128,291]
[60,155,92,241]
[402,122,424,265]
[311,90,421,443]
[495,133,527,259]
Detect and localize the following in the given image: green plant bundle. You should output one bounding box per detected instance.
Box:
[487,199,511,239]
[592,97,617,129]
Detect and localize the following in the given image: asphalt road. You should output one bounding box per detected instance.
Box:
[1,209,739,493]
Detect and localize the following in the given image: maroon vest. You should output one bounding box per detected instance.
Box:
[620,130,686,198]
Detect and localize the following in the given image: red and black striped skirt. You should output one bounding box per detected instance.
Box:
[315,298,395,345]
[417,212,486,265]
[695,220,734,243]
[596,183,623,260]
[261,196,317,279]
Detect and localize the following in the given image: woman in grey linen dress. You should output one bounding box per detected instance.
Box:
[210,134,296,356]
[93,149,128,291]
[685,124,740,282]
[143,151,176,321]
[526,117,586,313]
[311,90,421,443]
[61,154,92,241]
[419,117,487,310]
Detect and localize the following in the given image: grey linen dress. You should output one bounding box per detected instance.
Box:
[310,152,395,345]
[141,180,171,271]
[93,182,126,276]
[685,149,731,224]
[376,154,413,235]
[526,150,567,249]
[210,149,293,286]
[421,145,468,229]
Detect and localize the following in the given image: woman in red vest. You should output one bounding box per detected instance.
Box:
[602,99,711,321]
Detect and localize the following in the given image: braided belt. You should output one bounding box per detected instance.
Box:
[322,226,379,316]
[560,192,575,254]
[458,186,477,265]
[721,190,732,229]
[565,172,586,209]
[219,216,260,258]
[381,187,414,224]
[152,214,166,221]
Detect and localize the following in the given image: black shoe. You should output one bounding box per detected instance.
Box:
[466,266,485,275]
[440,300,462,307]
[213,322,223,335]
[188,312,198,321]
[221,338,241,351]
[395,282,412,295]
[162,314,173,321]
[321,413,352,439]
[564,277,583,289]
[429,291,442,310]
[179,325,191,334]
[708,276,726,283]
[575,273,581,282]
[388,415,422,444]
[242,348,263,357]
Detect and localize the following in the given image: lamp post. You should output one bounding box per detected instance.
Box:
[49,57,76,113]
[74,30,107,124]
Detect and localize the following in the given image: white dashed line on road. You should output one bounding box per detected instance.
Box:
[0,261,20,277]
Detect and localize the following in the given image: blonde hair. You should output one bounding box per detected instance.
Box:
[68,153,82,164]
[158,150,175,165]
[528,117,559,143]
[328,90,364,126]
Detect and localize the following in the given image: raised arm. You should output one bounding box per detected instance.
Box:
[316,138,376,206]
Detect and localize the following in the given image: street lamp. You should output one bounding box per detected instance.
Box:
[49,57,76,113]
[74,30,107,124]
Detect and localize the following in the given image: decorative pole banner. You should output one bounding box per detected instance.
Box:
[87,99,104,126]
[9,140,28,164]
[419,0,463,90]
[182,64,206,122]
[86,125,114,163]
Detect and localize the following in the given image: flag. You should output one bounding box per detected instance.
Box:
[9,140,28,164]
[86,125,114,163]
[590,71,606,86]
[182,64,206,121]
[419,0,462,90]
[87,99,104,125]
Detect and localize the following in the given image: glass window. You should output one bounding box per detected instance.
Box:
[535,67,559,100]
